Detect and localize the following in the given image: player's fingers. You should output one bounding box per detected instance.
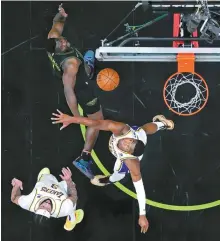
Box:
[64,168,70,175]
[141,226,146,234]
[52,113,60,117]
[62,168,68,176]
[59,174,64,179]
[144,225,148,233]
[52,120,62,124]
[51,118,60,121]
[57,109,63,115]
[61,170,66,177]
[60,124,66,130]
[13,179,18,184]
[66,167,71,175]
[67,167,71,173]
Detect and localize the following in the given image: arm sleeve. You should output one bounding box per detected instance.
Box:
[133,179,146,215]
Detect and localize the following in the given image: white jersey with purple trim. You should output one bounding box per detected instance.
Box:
[18,174,75,218]
[108,125,147,161]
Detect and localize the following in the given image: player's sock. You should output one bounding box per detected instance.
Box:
[81,150,91,161]
[153,121,166,131]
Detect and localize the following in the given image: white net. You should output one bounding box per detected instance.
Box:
[164,72,209,116]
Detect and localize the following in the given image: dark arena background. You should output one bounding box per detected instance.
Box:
[2,1,220,241]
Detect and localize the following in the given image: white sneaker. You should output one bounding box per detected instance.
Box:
[152,115,174,130]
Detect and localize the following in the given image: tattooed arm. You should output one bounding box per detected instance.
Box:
[66,180,78,204]
[60,167,78,204]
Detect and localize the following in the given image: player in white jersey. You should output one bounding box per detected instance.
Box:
[11,167,84,231]
[51,109,174,234]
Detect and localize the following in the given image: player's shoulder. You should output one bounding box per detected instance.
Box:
[17,194,34,209]
[63,57,80,71]
[63,198,74,206]
[61,198,75,212]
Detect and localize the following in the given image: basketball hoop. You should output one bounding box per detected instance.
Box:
[163,72,209,116]
[163,49,209,117]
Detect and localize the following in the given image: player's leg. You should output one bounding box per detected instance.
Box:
[73,106,103,179]
[64,204,84,231]
[80,50,101,153]
[72,49,101,178]
[59,180,84,231]
[142,115,174,135]
[84,109,103,151]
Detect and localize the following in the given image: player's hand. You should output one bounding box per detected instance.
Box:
[51,109,73,130]
[11,178,23,190]
[58,4,68,18]
[60,167,72,182]
[138,215,149,234]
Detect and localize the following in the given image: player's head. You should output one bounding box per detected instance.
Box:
[118,138,145,156]
[34,199,52,225]
[45,37,71,54]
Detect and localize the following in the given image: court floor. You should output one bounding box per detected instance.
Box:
[2,2,220,241]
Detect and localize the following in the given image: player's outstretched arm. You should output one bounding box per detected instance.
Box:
[62,60,81,116]
[124,159,149,233]
[48,4,68,39]
[51,109,127,135]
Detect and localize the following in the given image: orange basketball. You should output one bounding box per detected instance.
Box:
[97,68,120,91]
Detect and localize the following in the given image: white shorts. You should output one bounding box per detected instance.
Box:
[114,159,130,174]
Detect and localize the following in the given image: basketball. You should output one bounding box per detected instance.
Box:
[97,68,120,91]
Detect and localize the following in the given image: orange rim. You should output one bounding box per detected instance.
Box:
[163,72,209,116]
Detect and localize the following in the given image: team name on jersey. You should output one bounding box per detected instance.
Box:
[40,187,64,198]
